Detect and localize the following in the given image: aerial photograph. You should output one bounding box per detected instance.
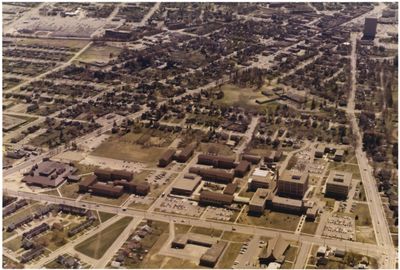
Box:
[1,1,398,269]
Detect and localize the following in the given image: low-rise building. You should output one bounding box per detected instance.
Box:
[249,189,273,214]
[189,167,234,183]
[333,149,345,162]
[259,235,290,264]
[198,154,236,169]
[325,170,352,198]
[248,168,275,191]
[235,160,251,177]
[158,149,176,167]
[272,196,303,214]
[171,176,201,196]
[22,160,76,188]
[199,191,234,206]
[199,241,227,267]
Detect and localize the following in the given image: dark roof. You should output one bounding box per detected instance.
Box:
[200,191,234,204]
[80,174,97,187]
[160,149,176,161]
[223,183,238,195]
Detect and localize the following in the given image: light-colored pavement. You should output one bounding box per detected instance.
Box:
[5,188,393,268]
[346,31,396,269]
[27,214,122,268]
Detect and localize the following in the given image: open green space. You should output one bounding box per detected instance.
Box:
[81,192,130,206]
[237,207,301,232]
[284,246,298,262]
[189,226,223,238]
[97,211,115,223]
[59,182,80,199]
[328,162,361,179]
[213,83,267,110]
[354,203,372,226]
[91,130,177,165]
[302,221,319,235]
[217,242,242,268]
[221,231,251,242]
[74,216,132,259]
[76,44,122,63]
[3,235,22,252]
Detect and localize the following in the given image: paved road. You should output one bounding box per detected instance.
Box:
[93,217,144,268]
[28,214,122,268]
[346,31,396,269]
[5,189,392,267]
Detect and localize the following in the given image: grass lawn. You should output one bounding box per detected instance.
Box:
[3,235,22,252]
[3,230,17,241]
[76,44,122,63]
[214,83,266,110]
[59,182,80,199]
[302,221,319,235]
[97,211,115,223]
[237,207,301,232]
[284,246,298,262]
[175,224,192,234]
[217,242,242,268]
[40,189,60,197]
[74,216,132,259]
[281,261,293,269]
[221,231,251,242]
[162,257,199,268]
[91,139,167,166]
[81,192,130,206]
[190,226,223,238]
[199,142,235,157]
[128,202,151,210]
[73,162,99,175]
[328,162,361,179]
[354,203,372,226]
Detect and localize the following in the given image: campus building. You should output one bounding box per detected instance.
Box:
[325,170,352,199]
[277,170,309,199]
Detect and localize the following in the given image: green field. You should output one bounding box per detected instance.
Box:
[217,242,242,268]
[91,131,176,165]
[190,226,223,238]
[221,231,251,242]
[302,221,319,235]
[237,207,301,232]
[76,44,122,63]
[74,216,132,259]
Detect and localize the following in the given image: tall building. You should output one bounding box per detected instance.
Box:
[277,170,309,199]
[363,18,378,40]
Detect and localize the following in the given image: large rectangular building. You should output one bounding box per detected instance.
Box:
[363,17,378,40]
[277,170,308,199]
[189,167,234,183]
[22,160,76,188]
[272,196,303,214]
[199,191,234,206]
[198,154,236,169]
[249,188,273,214]
[325,170,352,198]
[248,168,275,191]
[171,176,201,196]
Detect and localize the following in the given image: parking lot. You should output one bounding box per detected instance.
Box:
[203,206,234,221]
[157,197,204,217]
[322,214,355,241]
